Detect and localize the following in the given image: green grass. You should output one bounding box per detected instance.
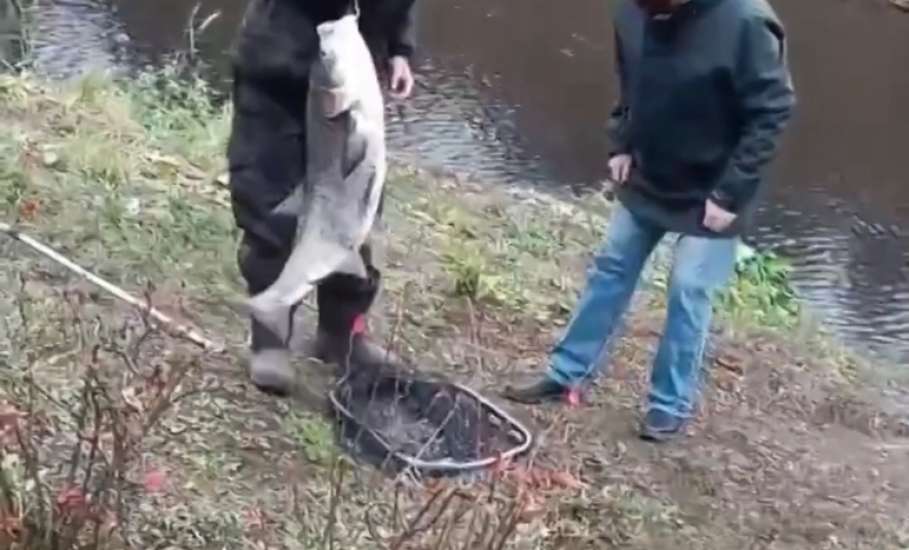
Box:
[720,248,800,328]
[646,242,801,330]
[0,68,241,311]
[285,412,337,467]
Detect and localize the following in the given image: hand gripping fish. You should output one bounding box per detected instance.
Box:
[246,12,387,344]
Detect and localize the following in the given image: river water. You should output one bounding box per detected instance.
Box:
[13,0,909,364]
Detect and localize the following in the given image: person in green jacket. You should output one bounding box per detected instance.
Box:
[503,0,796,442]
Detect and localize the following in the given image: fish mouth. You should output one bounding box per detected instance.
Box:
[323,105,353,122]
[326,111,350,122]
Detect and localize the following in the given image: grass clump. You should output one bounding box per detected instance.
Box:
[125,64,230,174]
[647,241,801,329]
[0,69,241,318]
[285,412,337,467]
[720,247,800,328]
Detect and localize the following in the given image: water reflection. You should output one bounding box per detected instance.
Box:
[0,0,27,66]
[27,0,138,78]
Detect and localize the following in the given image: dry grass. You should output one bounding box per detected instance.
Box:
[1,70,908,549]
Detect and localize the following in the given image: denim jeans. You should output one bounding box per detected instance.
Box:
[547,203,737,418]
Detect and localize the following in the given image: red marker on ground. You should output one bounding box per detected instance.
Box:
[565,388,582,408]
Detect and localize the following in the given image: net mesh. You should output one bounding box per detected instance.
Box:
[331,363,526,474]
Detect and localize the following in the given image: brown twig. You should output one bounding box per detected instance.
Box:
[433,497,472,550]
[390,486,447,550]
[490,499,523,550]
[409,487,462,538]
[0,221,225,353]
[65,374,92,487]
[321,457,348,550]
[363,503,392,550]
[458,497,482,550]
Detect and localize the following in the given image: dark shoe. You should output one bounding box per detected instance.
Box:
[640,409,687,442]
[502,378,567,405]
[313,265,399,371]
[248,316,295,396]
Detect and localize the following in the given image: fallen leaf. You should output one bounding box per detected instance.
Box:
[244,507,266,530]
[121,386,144,413]
[490,451,511,479]
[41,151,60,167]
[17,200,40,221]
[549,470,584,490]
[56,487,89,518]
[716,351,746,375]
[0,515,21,539]
[517,493,545,523]
[142,468,168,494]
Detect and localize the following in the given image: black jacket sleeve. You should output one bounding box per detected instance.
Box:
[710,16,796,213]
[606,29,632,157]
[385,0,417,59]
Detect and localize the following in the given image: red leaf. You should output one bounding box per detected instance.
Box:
[0,403,23,448]
[0,514,22,539]
[549,470,583,490]
[17,200,40,221]
[490,451,511,479]
[56,487,88,516]
[244,507,266,530]
[142,468,168,494]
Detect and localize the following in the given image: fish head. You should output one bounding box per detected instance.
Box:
[313,14,362,118]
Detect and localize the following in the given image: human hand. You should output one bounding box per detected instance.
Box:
[388,56,414,99]
[703,199,737,232]
[608,154,633,185]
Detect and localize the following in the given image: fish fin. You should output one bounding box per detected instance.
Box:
[246,300,297,347]
[340,117,369,179]
[273,184,305,216]
[252,238,357,309]
[246,279,317,345]
[342,149,382,220]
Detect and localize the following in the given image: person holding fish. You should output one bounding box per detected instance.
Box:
[226,0,417,396]
[504,0,796,442]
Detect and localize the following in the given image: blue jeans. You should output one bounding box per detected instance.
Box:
[548,203,737,418]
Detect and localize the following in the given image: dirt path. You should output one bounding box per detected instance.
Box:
[1,73,908,549]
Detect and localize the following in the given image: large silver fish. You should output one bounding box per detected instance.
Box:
[246,12,387,343]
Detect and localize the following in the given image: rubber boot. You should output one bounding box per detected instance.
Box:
[237,237,299,396]
[248,310,297,396]
[313,265,399,371]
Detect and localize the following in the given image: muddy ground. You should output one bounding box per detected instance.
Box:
[1,73,908,549]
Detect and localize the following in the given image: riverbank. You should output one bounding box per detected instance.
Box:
[1,70,908,549]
